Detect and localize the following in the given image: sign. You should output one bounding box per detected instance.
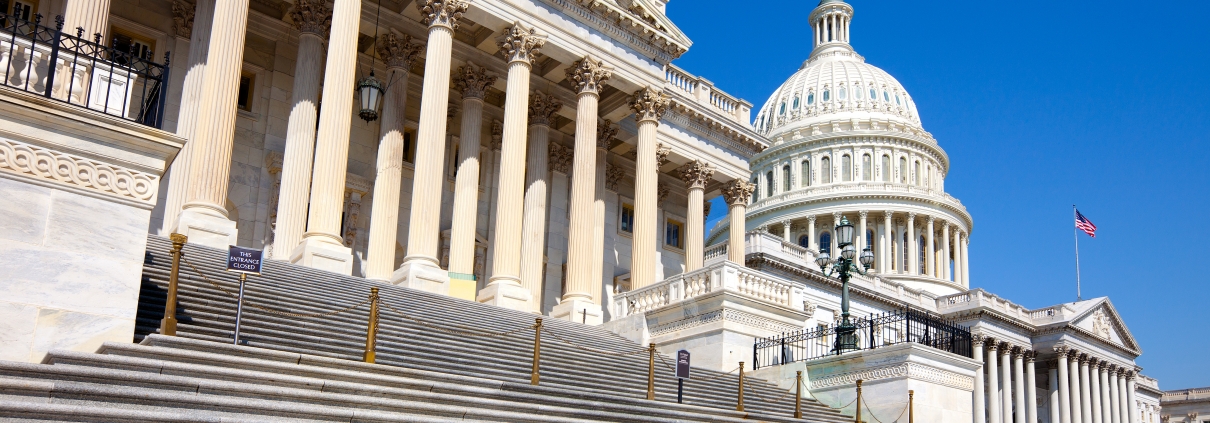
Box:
[676,349,691,379]
[226,246,264,275]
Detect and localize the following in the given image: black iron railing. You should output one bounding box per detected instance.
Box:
[0,7,170,128]
[752,308,972,369]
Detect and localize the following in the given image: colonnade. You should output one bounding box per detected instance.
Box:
[156,0,754,322]
[972,339,1140,423]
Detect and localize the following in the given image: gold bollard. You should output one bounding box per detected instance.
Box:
[531,317,542,385]
[363,288,379,363]
[908,390,915,423]
[737,362,745,412]
[855,379,863,423]
[646,343,655,400]
[159,233,187,336]
[795,370,803,419]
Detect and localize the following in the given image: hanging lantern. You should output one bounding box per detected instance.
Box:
[357,71,385,122]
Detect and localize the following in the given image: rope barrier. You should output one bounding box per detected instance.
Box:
[740,376,798,404]
[800,382,858,411]
[377,299,532,338]
[182,257,369,318]
[690,366,741,382]
[540,326,649,356]
[860,390,910,423]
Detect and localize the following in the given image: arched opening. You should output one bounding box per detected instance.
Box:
[882,155,891,182]
[914,161,921,186]
[841,155,852,182]
[821,157,832,184]
[751,176,759,202]
[820,232,832,255]
[862,154,872,181]
[918,235,926,274]
[866,229,875,269]
[801,159,811,187]
[899,157,908,184]
[799,235,811,249]
[766,171,774,197]
[783,165,791,192]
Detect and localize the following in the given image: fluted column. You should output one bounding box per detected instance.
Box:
[442,63,497,297]
[1071,354,1084,423]
[953,229,963,285]
[962,234,971,286]
[1051,364,1062,423]
[925,216,935,277]
[518,93,561,312]
[1126,373,1138,423]
[680,161,713,272]
[988,342,1002,423]
[591,122,617,304]
[288,0,363,274]
[858,211,868,255]
[807,216,817,251]
[1118,371,1129,423]
[161,0,215,235]
[481,23,546,309]
[554,57,613,322]
[723,179,755,266]
[629,87,671,288]
[64,0,111,41]
[906,213,918,274]
[1014,349,1027,423]
[1002,345,1013,423]
[1027,353,1039,423]
[1082,356,1094,423]
[973,338,986,423]
[171,0,250,248]
[1100,364,1114,423]
[941,222,952,280]
[1109,368,1121,423]
[882,211,892,272]
[268,0,332,260]
[393,0,471,287]
[1057,348,1072,423]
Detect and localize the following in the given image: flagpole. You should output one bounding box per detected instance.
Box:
[1073,205,1082,301]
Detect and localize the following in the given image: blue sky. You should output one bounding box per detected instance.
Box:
[683,0,1210,389]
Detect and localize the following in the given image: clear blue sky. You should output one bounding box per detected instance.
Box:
[687,0,1210,389]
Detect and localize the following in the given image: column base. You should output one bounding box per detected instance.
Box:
[476,280,534,313]
[290,235,354,275]
[549,298,603,325]
[390,259,450,296]
[173,208,238,249]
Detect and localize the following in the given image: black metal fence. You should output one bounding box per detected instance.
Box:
[753,308,972,369]
[0,7,170,128]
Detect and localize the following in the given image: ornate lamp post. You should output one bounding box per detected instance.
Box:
[814,216,875,354]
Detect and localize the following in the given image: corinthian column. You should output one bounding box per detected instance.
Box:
[161,0,214,235]
[1100,364,1114,423]
[907,213,918,274]
[481,23,546,310]
[1091,359,1104,423]
[882,212,893,272]
[443,63,497,298]
[64,0,111,41]
[553,56,613,323]
[590,121,617,305]
[390,0,469,288]
[942,221,952,280]
[1001,345,1013,423]
[518,92,562,311]
[172,0,250,248]
[680,160,714,271]
[925,216,935,277]
[628,87,671,288]
[364,32,423,280]
[271,0,332,260]
[1126,373,1138,423]
[1015,349,1026,423]
[289,0,363,274]
[988,342,1002,423]
[722,179,755,266]
[973,337,986,423]
[1027,352,1039,423]
[1072,353,1084,423]
[1109,368,1121,423]
[1057,348,1072,423]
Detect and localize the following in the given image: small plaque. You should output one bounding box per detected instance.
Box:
[676,349,691,379]
[226,246,264,275]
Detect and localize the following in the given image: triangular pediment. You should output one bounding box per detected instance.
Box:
[1069,299,1140,353]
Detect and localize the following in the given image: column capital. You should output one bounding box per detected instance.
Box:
[377,31,424,70]
[417,0,469,30]
[1012,347,1025,359]
[884,210,894,220]
[528,92,563,127]
[858,210,868,219]
[171,0,195,39]
[549,143,573,174]
[605,164,624,192]
[631,87,670,122]
[1053,345,1068,355]
[832,212,842,223]
[987,340,999,352]
[1097,361,1109,370]
[722,179,755,205]
[597,119,618,150]
[289,0,333,37]
[453,62,497,99]
[927,215,936,224]
[907,211,918,220]
[566,55,613,95]
[655,144,672,168]
[657,182,670,203]
[679,160,715,190]
[807,215,817,223]
[498,22,546,65]
[1078,353,1089,364]
[490,120,503,151]
[1026,350,1037,362]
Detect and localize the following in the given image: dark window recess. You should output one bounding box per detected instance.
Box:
[237,75,253,111]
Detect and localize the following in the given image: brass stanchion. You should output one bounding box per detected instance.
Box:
[737,362,745,412]
[363,288,379,363]
[855,379,863,423]
[159,233,187,336]
[794,370,803,419]
[646,343,655,400]
[908,389,915,423]
[531,317,542,385]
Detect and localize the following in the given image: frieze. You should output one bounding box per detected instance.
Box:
[649,308,799,337]
[0,137,159,207]
[809,362,974,391]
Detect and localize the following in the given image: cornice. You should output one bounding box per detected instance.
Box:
[754,131,947,173]
[662,101,764,159]
[743,190,974,235]
[550,0,690,65]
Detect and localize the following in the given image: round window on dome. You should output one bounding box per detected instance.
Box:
[807,93,815,105]
[839,87,847,100]
[870,89,877,100]
[823,90,830,102]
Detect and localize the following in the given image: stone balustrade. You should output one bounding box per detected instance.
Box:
[704,241,728,266]
[614,260,802,318]
[664,64,752,126]
[935,289,1070,324]
[743,230,816,264]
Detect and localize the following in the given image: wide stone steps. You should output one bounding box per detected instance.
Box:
[124,234,849,422]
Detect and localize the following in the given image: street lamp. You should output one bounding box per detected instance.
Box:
[813,216,874,354]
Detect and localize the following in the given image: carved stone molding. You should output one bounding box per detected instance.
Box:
[649,308,799,337]
[416,0,469,30]
[376,31,424,70]
[498,22,546,65]
[703,201,711,218]
[678,160,714,190]
[565,55,613,95]
[288,0,332,37]
[597,119,618,150]
[655,144,671,167]
[453,62,497,100]
[630,86,670,122]
[656,182,669,203]
[0,137,158,206]
[605,164,624,192]
[809,362,975,391]
[721,179,755,205]
[548,143,573,174]
[528,92,562,127]
[171,0,195,39]
[490,120,503,151]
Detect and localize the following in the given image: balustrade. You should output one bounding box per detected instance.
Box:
[614,261,800,317]
[663,63,751,126]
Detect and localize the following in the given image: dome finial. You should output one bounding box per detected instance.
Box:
[809,0,855,59]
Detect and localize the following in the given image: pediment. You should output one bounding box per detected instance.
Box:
[1070,299,1140,353]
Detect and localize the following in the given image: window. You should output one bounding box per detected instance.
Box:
[862,154,872,181]
[782,165,791,192]
[895,93,902,105]
[839,87,847,100]
[237,72,255,112]
[821,157,832,184]
[110,27,156,66]
[918,235,926,274]
[792,96,800,110]
[801,160,811,187]
[799,235,811,249]
[779,102,786,115]
[403,131,415,163]
[823,89,830,102]
[914,161,921,185]
[841,155,851,182]
[870,88,877,100]
[882,155,891,182]
[817,323,830,347]
[884,91,890,102]
[620,203,635,233]
[1,0,37,21]
[899,157,908,183]
[751,177,759,202]
[766,171,774,197]
[856,86,863,99]
[820,232,832,255]
[807,93,815,105]
[866,230,875,269]
[665,219,684,249]
[902,232,909,269]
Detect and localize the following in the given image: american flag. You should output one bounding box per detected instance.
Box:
[1075,209,1097,238]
